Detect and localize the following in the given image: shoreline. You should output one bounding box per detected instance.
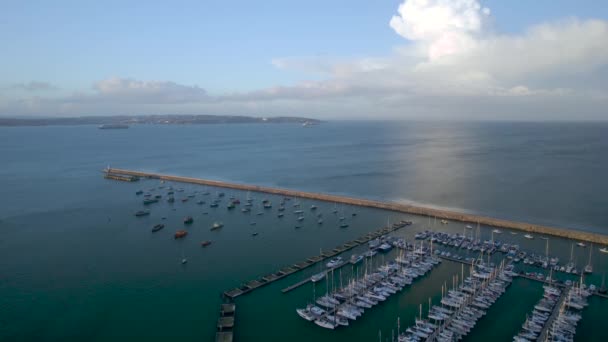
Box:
[104,167,608,245]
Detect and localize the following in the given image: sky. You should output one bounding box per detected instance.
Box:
[1,0,608,120]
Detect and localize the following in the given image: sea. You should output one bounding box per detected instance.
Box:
[1,121,607,341]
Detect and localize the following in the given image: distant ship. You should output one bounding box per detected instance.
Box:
[302,121,319,127]
[98,124,129,129]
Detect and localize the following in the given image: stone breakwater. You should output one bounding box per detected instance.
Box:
[104,168,608,245]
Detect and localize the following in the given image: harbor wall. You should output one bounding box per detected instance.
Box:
[104,168,608,245]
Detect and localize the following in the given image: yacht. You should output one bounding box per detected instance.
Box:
[326,257,344,268]
[311,272,326,282]
[350,254,364,264]
[151,224,165,232]
[296,307,316,321]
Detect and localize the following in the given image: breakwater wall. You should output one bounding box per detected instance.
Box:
[104,168,608,245]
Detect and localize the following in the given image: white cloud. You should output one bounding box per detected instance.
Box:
[7,81,57,91]
[389,0,490,60]
[90,77,208,104]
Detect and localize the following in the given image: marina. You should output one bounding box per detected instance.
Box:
[102,173,608,341]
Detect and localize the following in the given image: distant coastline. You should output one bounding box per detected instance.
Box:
[0,114,321,127]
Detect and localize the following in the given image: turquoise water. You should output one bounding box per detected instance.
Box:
[1,122,607,341]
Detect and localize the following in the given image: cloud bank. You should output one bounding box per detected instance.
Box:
[2,0,607,120]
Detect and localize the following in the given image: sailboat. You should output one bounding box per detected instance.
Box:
[181,250,188,264]
[584,244,593,274]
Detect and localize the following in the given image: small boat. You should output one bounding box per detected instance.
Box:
[524,234,534,239]
[278,213,284,218]
[143,198,159,205]
[181,258,188,264]
[167,197,175,203]
[183,216,193,224]
[134,210,150,217]
[352,213,357,217]
[600,247,608,254]
[174,230,188,239]
[492,229,502,234]
[317,219,323,224]
[196,200,205,205]
[465,225,473,229]
[201,240,212,247]
[211,222,224,230]
[311,272,326,282]
[295,225,302,229]
[326,257,343,268]
[152,224,165,232]
[181,198,188,203]
[350,254,364,264]
[440,219,448,224]
[340,223,349,228]
[310,205,317,210]
[252,232,258,236]
[297,216,304,221]
[577,242,587,248]
[135,190,143,195]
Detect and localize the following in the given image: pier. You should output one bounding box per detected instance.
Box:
[216,303,235,342]
[223,224,404,299]
[536,288,568,342]
[104,168,608,244]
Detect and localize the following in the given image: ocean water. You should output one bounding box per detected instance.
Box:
[1,121,607,341]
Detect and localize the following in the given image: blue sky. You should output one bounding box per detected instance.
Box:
[1,0,608,119]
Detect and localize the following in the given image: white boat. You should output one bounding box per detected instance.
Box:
[577,242,587,248]
[314,318,337,329]
[326,257,344,268]
[524,234,534,239]
[211,222,224,230]
[465,225,473,229]
[311,272,326,282]
[600,247,608,254]
[492,229,502,234]
[296,307,316,321]
[350,254,364,264]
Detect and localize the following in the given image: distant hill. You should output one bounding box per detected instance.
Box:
[0,115,321,127]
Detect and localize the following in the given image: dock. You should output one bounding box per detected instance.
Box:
[222,224,405,299]
[216,303,236,342]
[536,287,568,342]
[103,167,608,244]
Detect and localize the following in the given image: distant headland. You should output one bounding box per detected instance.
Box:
[0,115,321,127]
